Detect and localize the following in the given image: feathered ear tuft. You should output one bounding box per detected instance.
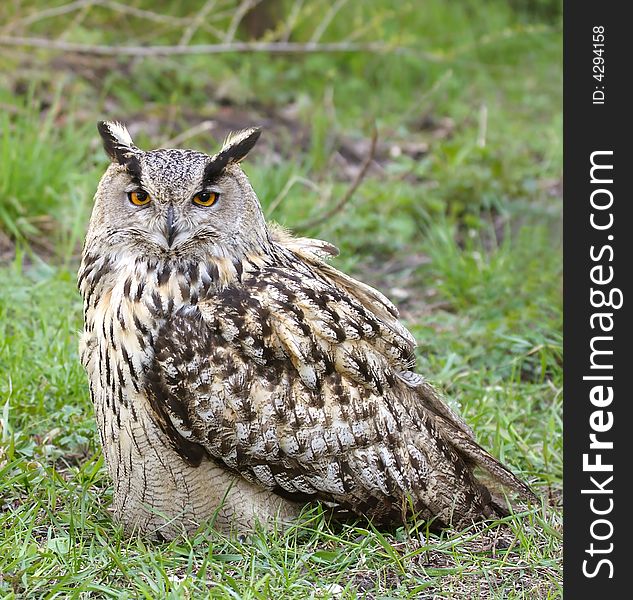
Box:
[220,127,262,162]
[203,127,262,182]
[97,121,140,165]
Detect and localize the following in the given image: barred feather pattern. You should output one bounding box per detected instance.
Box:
[79,227,534,538]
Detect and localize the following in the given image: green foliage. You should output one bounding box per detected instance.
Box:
[0,93,96,245]
[0,0,561,597]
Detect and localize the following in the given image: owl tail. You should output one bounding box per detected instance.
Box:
[436,415,538,509]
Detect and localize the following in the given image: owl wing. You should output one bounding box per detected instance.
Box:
[145,248,534,526]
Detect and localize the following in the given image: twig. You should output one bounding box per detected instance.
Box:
[281,0,305,42]
[1,0,97,32]
[179,0,219,46]
[267,175,323,217]
[296,127,378,231]
[0,35,437,58]
[477,104,488,148]
[102,0,222,35]
[309,0,348,43]
[224,0,262,43]
[160,121,217,148]
[346,9,396,42]
[58,0,95,41]
[451,23,554,58]
[2,0,225,39]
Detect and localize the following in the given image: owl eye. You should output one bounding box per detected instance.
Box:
[192,191,219,207]
[128,190,151,206]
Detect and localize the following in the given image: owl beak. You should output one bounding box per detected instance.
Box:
[166,204,176,247]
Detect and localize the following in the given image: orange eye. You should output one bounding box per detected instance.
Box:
[128,190,151,206]
[192,191,218,207]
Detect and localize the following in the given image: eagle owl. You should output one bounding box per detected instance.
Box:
[78,122,535,540]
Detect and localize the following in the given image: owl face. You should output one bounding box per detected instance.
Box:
[88,122,269,262]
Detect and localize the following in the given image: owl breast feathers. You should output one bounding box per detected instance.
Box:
[79,122,535,539]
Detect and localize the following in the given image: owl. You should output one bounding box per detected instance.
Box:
[78,121,535,540]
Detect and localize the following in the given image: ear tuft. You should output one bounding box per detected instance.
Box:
[220,127,262,163]
[203,127,262,182]
[97,121,140,165]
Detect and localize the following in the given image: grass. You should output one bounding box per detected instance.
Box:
[1,0,561,597]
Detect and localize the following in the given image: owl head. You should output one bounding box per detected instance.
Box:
[87,121,269,262]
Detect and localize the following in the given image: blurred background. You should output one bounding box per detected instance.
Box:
[0,1,562,597]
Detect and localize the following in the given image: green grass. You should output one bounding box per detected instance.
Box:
[0,1,561,597]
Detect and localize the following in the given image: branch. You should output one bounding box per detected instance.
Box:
[224,0,261,43]
[296,127,378,231]
[178,0,219,46]
[2,0,227,40]
[267,175,323,218]
[309,0,348,43]
[0,35,437,59]
[281,0,305,42]
[159,120,217,148]
[1,0,97,31]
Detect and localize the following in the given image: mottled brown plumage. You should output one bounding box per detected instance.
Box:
[78,122,535,540]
